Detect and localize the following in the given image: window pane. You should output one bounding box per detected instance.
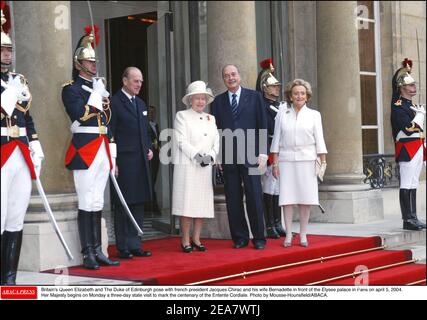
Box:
[358,22,376,72]
[357,1,374,20]
[362,129,378,155]
[360,75,378,125]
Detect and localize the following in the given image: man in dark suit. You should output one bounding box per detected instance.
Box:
[110,67,153,258]
[211,64,268,249]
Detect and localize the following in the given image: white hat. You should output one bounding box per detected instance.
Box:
[182,81,215,107]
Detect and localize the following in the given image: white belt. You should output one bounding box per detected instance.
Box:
[72,126,108,134]
[1,126,27,137]
[396,131,424,141]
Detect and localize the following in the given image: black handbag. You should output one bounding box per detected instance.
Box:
[212,165,224,187]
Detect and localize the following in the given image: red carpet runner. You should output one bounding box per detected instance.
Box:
[53,235,426,285]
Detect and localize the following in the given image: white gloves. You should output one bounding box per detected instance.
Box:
[410,104,425,128]
[1,74,31,117]
[29,140,45,178]
[257,154,268,174]
[316,159,327,182]
[82,78,110,111]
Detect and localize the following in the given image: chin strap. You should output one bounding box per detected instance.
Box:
[75,60,96,77]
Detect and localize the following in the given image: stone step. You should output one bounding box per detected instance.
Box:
[24,210,77,223]
[381,229,426,249]
[28,193,78,212]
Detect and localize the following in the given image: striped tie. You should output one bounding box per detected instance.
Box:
[231,93,238,118]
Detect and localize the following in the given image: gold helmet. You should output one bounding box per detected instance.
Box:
[1,1,12,48]
[392,58,415,100]
[395,58,415,87]
[256,58,281,92]
[260,72,281,88]
[73,25,99,77]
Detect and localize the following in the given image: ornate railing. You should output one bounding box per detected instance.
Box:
[363,154,400,189]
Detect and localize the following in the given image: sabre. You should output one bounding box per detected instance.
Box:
[8,0,15,72]
[86,1,101,80]
[86,1,142,237]
[35,176,74,260]
[110,172,144,237]
[415,29,422,104]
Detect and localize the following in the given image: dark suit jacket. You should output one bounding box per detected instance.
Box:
[211,87,267,167]
[110,89,152,204]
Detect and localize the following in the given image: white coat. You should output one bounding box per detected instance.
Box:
[270,103,327,160]
[172,108,220,218]
[270,103,327,205]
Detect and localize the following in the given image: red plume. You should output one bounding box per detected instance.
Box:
[402,58,412,69]
[1,1,11,34]
[84,24,100,47]
[260,58,273,70]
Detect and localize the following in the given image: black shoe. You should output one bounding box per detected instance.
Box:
[94,247,120,266]
[118,250,133,259]
[181,244,193,253]
[82,249,100,270]
[253,241,266,250]
[403,219,423,231]
[233,241,249,249]
[130,249,152,257]
[274,224,287,237]
[191,241,207,252]
[266,227,280,239]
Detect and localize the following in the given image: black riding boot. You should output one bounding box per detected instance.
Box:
[272,195,286,237]
[400,189,422,231]
[92,211,119,266]
[1,230,23,285]
[77,210,99,270]
[409,189,426,229]
[263,193,280,239]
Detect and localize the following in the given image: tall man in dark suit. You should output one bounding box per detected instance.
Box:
[211,64,268,249]
[110,67,153,258]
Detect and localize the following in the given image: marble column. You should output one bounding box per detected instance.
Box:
[204,1,258,238]
[14,1,74,193]
[13,2,108,271]
[314,1,383,223]
[207,1,258,95]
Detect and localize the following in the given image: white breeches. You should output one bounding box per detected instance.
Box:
[1,148,32,233]
[73,141,110,212]
[399,147,423,189]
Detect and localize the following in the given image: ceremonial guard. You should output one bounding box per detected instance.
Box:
[391,58,426,231]
[62,25,120,269]
[256,58,286,238]
[1,3,44,284]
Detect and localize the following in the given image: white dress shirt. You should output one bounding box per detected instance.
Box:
[227,86,242,106]
[270,103,327,161]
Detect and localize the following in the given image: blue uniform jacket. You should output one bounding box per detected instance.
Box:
[61,76,114,170]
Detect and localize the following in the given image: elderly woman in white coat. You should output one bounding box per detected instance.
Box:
[271,79,327,247]
[172,81,219,253]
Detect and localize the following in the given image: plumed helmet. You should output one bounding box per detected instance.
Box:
[256,58,281,92]
[391,58,415,100]
[1,1,12,48]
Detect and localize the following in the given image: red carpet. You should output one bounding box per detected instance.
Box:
[47,235,426,285]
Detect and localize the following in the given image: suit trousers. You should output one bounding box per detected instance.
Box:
[223,164,266,244]
[114,203,144,251]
